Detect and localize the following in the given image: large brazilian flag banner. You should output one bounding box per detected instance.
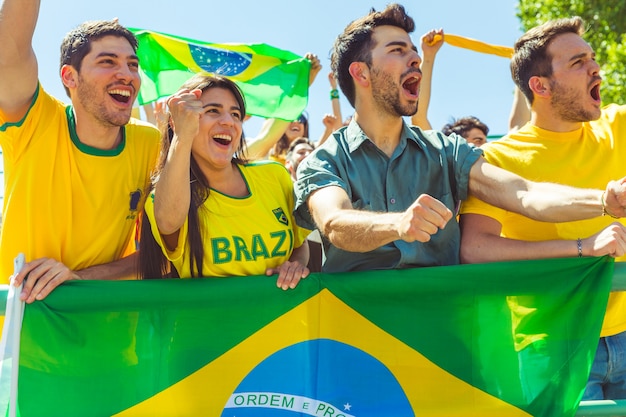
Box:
[129,28,311,121]
[1,257,614,416]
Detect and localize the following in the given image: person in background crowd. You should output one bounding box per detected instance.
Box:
[441,116,489,147]
[246,53,322,162]
[284,137,323,272]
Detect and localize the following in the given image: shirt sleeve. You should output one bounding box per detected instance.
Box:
[144,191,189,263]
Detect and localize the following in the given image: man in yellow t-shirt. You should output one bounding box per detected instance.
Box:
[0,0,160,303]
[459,17,626,400]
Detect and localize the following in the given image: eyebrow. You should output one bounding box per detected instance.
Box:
[202,102,242,113]
[95,52,140,62]
[385,40,418,52]
[568,51,594,63]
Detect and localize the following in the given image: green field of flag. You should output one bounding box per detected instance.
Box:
[0,256,613,416]
[130,28,311,121]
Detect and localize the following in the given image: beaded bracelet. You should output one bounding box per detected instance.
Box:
[577,238,583,258]
[330,89,339,100]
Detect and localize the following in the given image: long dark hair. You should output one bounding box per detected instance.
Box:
[139,74,248,279]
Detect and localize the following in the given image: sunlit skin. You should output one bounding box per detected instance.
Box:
[287,143,314,180]
[368,25,422,118]
[531,32,602,131]
[190,88,244,178]
[63,35,140,148]
[284,119,306,142]
[548,33,602,122]
[463,127,487,147]
[161,85,309,290]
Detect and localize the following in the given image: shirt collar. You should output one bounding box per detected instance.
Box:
[345,118,425,153]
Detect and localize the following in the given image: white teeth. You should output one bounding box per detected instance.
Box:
[213,134,232,142]
[108,89,131,96]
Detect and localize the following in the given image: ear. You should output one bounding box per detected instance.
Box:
[60,64,78,89]
[348,62,369,88]
[528,76,550,98]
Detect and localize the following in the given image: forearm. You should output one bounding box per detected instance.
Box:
[331,96,343,122]
[289,241,310,266]
[470,159,606,223]
[246,118,289,160]
[154,137,192,234]
[508,87,530,133]
[411,55,435,130]
[321,210,401,252]
[518,182,603,222]
[460,233,580,264]
[317,126,333,146]
[75,252,140,281]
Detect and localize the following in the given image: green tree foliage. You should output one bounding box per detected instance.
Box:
[517,0,626,104]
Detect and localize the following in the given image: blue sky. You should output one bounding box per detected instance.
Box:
[32,0,524,138]
[1,0,524,208]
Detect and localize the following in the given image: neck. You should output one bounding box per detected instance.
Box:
[353,108,404,157]
[530,110,583,133]
[203,162,248,198]
[73,109,124,150]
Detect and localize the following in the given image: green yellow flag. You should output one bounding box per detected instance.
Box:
[1,257,614,416]
[130,28,311,120]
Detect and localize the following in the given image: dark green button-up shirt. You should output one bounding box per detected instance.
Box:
[294,120,482,273]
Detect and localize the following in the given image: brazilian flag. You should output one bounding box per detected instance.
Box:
[130,28,311,121]
[0,257,613,416]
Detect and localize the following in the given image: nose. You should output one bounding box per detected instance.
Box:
[409,50,422,68]
[589,59,601,77]
[116,64,134,82]
[219,112,236,126]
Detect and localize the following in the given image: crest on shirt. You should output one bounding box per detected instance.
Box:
[272,208,289,226]
[129,189,142,212]
[126,189,142,220]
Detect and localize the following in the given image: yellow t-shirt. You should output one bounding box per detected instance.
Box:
[461,104,626,340]
[0,85,160,282]
[145,161,310,278]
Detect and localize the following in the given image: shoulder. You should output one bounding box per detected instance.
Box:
[124,118,161,145]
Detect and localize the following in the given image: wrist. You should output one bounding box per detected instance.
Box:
[602,191,620,219]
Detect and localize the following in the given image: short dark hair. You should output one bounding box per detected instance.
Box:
[330,3,415,107]
[286,137,315,163]
[59,20,139,96]
[441,116,489,138]
[511,16,585,105]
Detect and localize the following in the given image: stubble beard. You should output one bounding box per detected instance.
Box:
[76,74,132,127]
[549,79,601,122]
[370,67,418,117]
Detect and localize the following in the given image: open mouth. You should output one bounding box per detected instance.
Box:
[402,75,420,97]
[213,134,233,146]
[108,88,132,104]
[590,84,601,102]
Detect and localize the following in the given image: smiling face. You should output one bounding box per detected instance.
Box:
[285,119,306,142]
[546,32,602,122]
[69,35,140,127]
[190,87,244,172]
[367,25,422,117]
